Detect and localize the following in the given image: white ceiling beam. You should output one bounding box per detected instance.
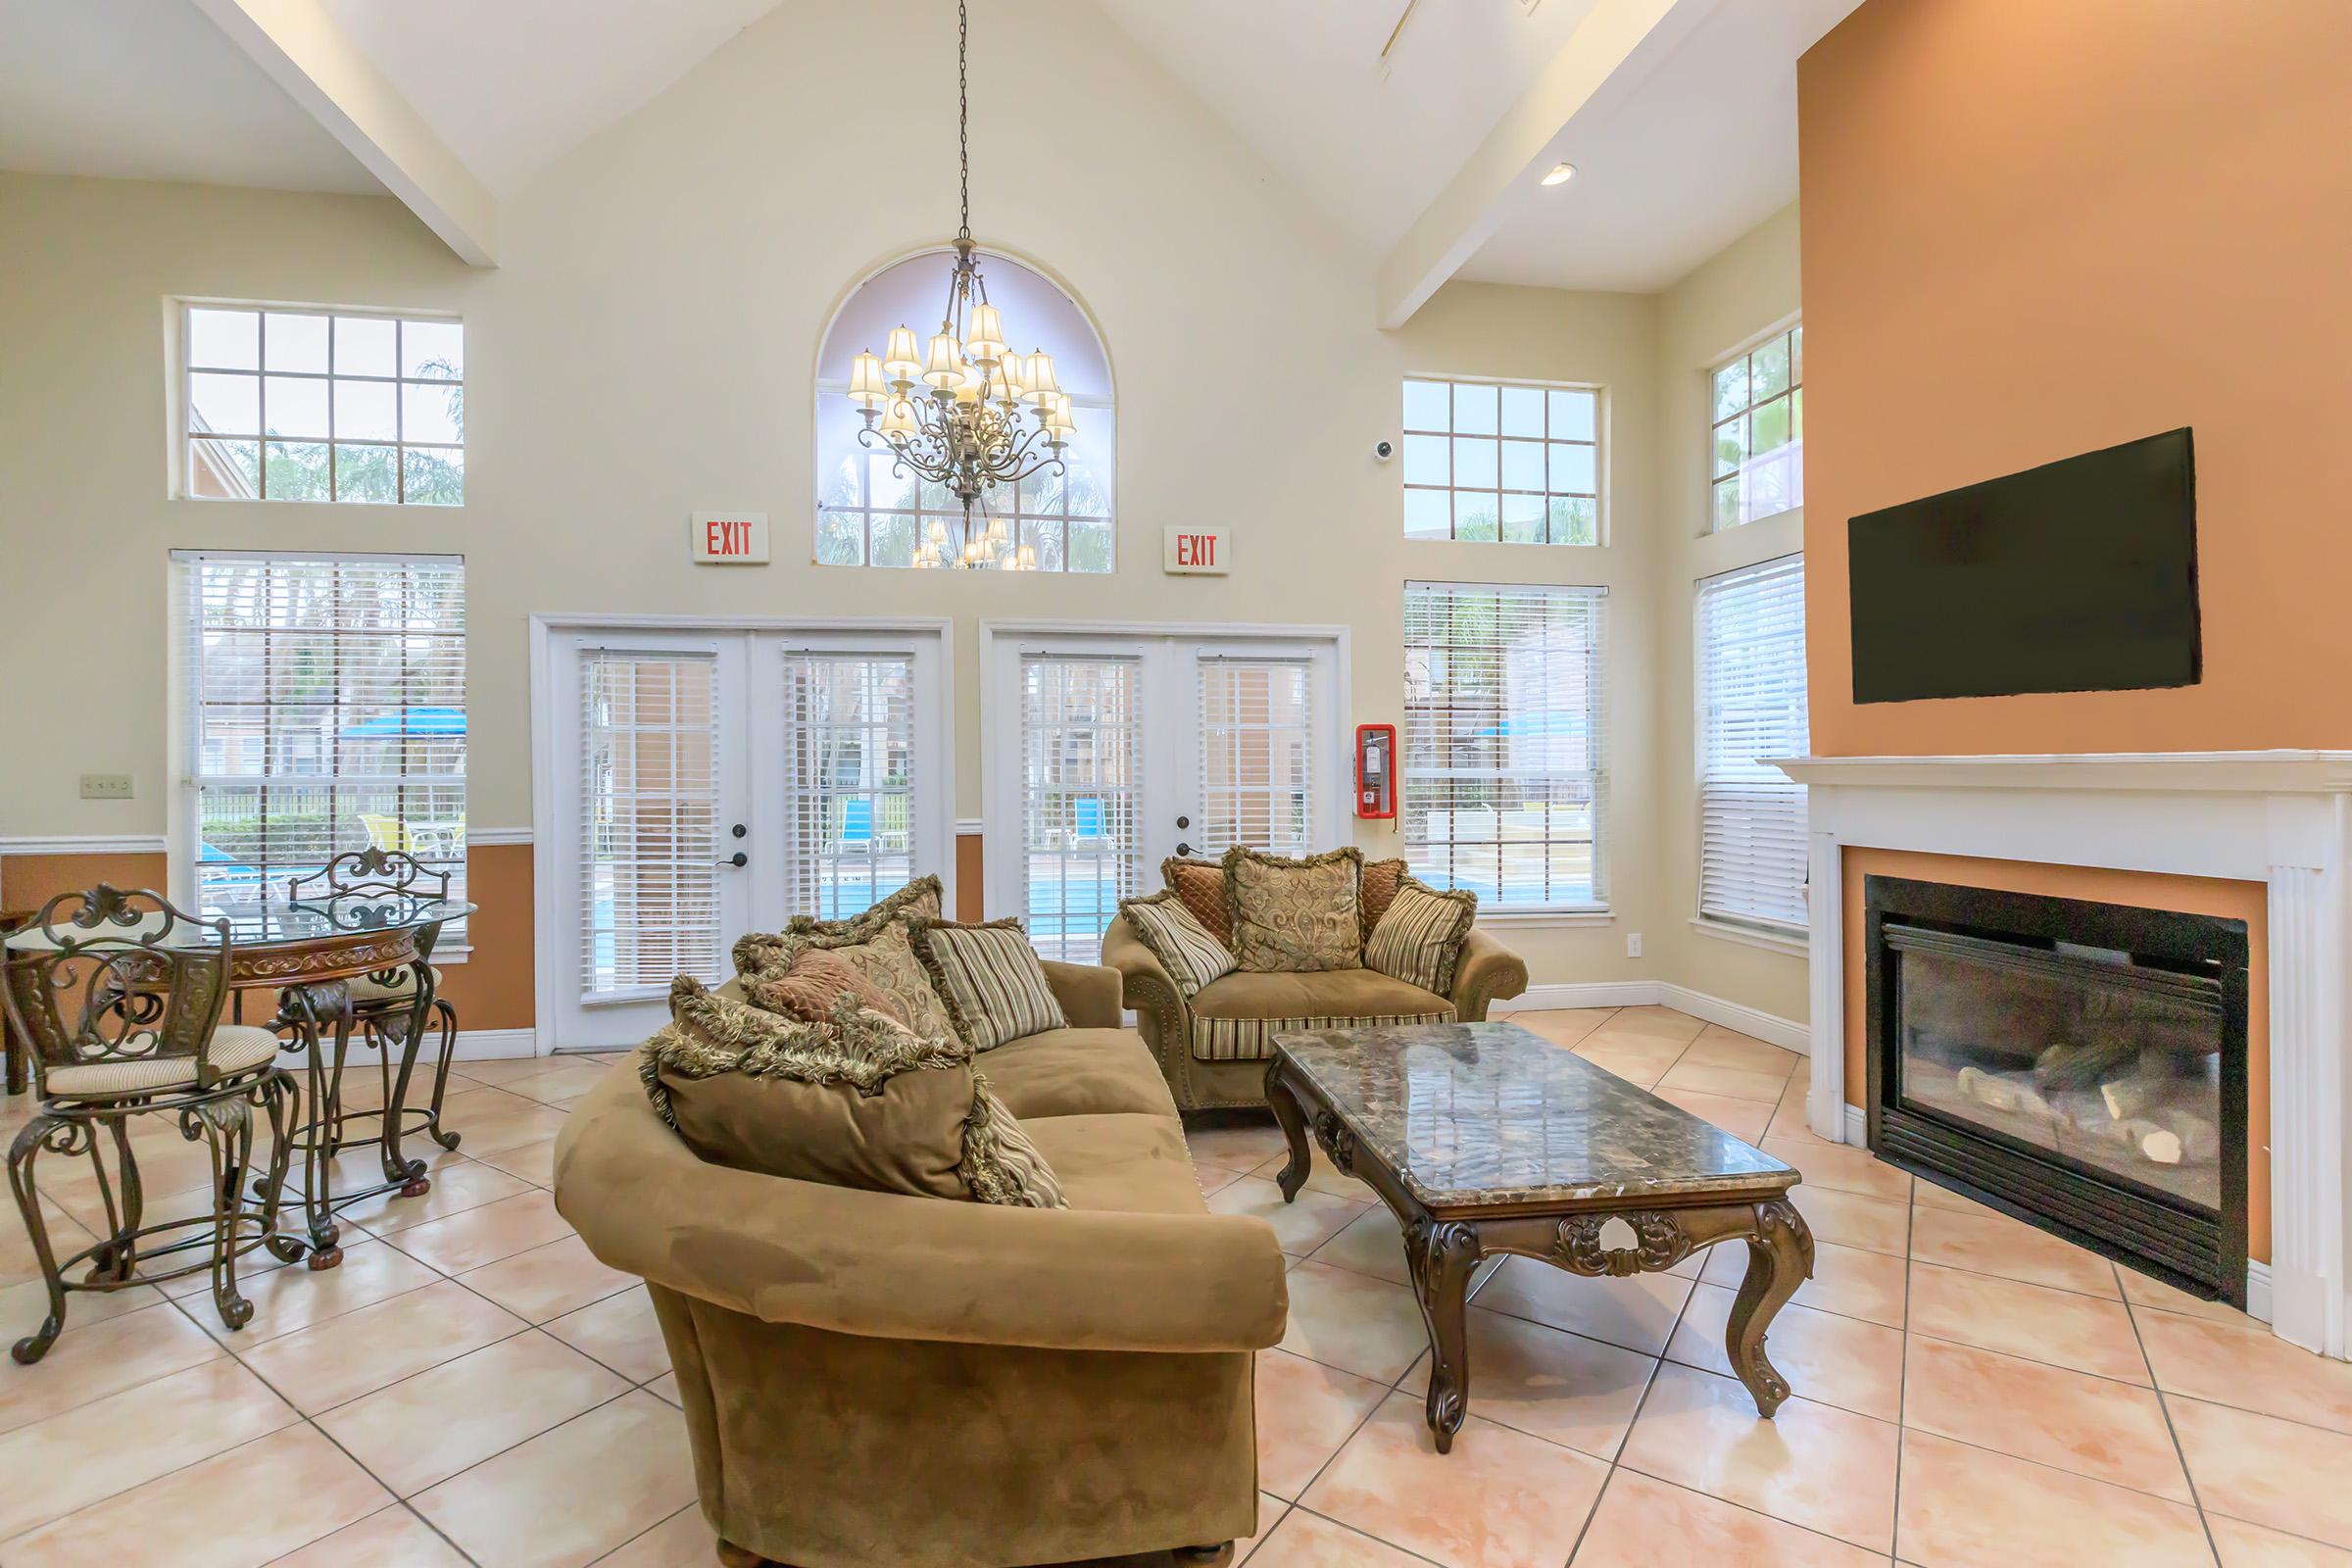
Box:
[1375,0,1717,326]
[187,0,498,267]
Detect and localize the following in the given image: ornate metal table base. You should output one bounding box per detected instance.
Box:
[1266,1052,1815,1453]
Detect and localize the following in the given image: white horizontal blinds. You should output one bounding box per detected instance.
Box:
[1197,658,1312,858]
[1019,656,1139,963]
[578,651,722,996]
[782,652,915,921]
[183,554,466,937]
[1402,582,1606,910]
[1697,556,1809,932]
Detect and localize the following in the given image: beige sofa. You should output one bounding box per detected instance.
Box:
[1104,916,1529,1110]
[555,961,1289,1568]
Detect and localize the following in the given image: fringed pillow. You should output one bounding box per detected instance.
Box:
[910,916,1068,1054]
[746,949,904,1024]
[1358,858,1409,943]
[1159,857,1235,945]
[1364,875,1479,996]
[1117,890,1237,998]
[1223,846,1365,973]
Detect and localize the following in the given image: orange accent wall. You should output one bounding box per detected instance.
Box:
[956,833,985,921]
[1840,848,2270,1263]
[1799,1,2352,755]
[1,852,170,915]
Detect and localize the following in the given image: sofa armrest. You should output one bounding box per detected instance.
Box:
[1041,960,1124,1029]
[555,1069,1288,1354]
[1450,927,1529,1021]
[1101,916,1193,1076]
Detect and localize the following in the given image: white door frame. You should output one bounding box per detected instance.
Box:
[976,618,1352,926]
[528,612,955,1054]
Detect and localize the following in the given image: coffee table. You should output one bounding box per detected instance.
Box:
[1265,1020,1813,1452]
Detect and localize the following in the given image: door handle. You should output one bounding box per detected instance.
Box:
[1176,842,1193,857]
[720,852,748,868]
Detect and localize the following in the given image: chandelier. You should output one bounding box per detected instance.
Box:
[842,0,1072,570]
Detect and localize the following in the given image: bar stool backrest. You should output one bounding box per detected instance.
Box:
[286,847,452,905]
[0,885,238,1095]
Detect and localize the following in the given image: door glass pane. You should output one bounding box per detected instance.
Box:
[782,652,914,920]
[1019,657,1138,963]
[1198,658,1312,858]
[579,651,721,995]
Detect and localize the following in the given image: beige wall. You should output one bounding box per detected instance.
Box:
[0,1,1802,1016]
[1644,205,1808,1024]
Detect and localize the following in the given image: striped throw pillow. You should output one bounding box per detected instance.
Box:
[1118,890,1238,998]
[1364,876,1479,995]
[910,917,1068,1054]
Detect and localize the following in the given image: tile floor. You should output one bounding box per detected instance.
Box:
[3,1005,2348,1566]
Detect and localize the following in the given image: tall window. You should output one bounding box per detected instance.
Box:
[815,250,1114,571]
[783,653,914,919]
[1401,378,1599,545]
[1018,657,1139,961]
[1402,582,1607,910]
[182,305,464,505]
[180,553,466,934]
[577,651,721,996]
[1696,556,1808,934]
[1710,321,1801,531]
[1197,658,1312,858]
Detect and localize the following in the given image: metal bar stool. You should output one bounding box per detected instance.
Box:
[1,885,301,1363]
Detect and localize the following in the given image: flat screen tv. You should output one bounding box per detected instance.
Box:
[1847,428,2199,704]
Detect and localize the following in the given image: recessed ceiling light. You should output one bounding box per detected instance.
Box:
[1541,163,1576,187]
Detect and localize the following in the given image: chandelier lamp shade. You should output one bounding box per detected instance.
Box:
[843,0,1069,570]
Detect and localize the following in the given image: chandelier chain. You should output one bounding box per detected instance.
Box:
[956,0,970,245]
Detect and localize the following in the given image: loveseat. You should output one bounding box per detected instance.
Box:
[554,960,1290,1568]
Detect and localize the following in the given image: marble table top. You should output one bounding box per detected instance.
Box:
[1272,1020,1796,1210]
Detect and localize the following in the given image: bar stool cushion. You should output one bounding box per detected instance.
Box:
[45,1025,282,1100]
[346,966,446,1004]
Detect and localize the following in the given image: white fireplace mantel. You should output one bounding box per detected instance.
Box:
[1772,750,2352,1358]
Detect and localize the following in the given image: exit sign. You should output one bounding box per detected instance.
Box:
[691,512,769,564]
[1163,525,1231,574]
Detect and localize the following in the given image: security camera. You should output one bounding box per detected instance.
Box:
[1374,439,1396,463]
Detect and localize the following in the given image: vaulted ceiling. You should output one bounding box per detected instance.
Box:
[0,0,1860,309]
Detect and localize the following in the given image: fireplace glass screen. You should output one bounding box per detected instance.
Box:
[1889,927,2224,1211]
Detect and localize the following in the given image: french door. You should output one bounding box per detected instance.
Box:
[982,628,1343,962]
[540,622,949,1048]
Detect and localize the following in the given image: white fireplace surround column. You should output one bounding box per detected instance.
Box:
[1773,752,2352,1359]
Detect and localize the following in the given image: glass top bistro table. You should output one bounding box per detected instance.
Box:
[1263,1020,1814,1453]
[7,891,472,1270]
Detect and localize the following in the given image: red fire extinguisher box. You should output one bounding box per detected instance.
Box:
[1355,723,1396,819]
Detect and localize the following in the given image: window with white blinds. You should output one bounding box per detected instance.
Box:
[782,652,915,921]
[578,651,721,995]
[180,553,466,937]
[1696,555,1809,934]
[1402,582,1606,910]
[1196,657,1312,858]
[1019,656,1139,962]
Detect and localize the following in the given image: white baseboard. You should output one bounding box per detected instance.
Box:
[1493,980,1808,1054]
[1842,1102,1866,1145]
[282,1027,541,1067]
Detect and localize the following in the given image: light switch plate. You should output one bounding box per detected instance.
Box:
[79,773,133,800]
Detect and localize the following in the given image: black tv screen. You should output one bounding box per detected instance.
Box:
[1847,428,2199,704]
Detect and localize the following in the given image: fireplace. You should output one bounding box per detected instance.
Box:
[1864,875,2249,1304]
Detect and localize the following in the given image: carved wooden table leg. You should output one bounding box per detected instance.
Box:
[1723,1197,1815,1417]
[1404,1215,1482,1452]
[1262,1059,1312,1203]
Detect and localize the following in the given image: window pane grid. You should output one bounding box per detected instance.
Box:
[577,652,721,996]
[1696,556,1808,932]
[1019,657,1138,962]
[1402,377,1599,546]
[782,652,916,922]
[1709,323,1803,531]
[1402,582,1606,910]
[1196,659,1313,858]
[185,306,465,507]
[183,555,466,941]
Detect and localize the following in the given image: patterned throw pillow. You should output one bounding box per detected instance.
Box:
[642,977,1064,1207]
[734,888,962,1043]
[1359,858,1408,943]
[1159,858,1234,945]
[1222,846,1365,973]
[911,917,1070,1054]
[747,949,904,1024]
[1364,875,1479,995]
[733,874,946,977]
[1118,890,1238,998]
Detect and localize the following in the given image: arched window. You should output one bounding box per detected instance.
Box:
[815,249,1115,571]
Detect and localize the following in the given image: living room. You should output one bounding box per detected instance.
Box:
[1,1,2347,1564]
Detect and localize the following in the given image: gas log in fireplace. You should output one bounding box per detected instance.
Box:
[1864,876,2249,1304]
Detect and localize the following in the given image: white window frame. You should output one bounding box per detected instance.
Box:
[1401,581,1608,916]
[1400,375,1605,546]
[1707,317,1802,533]
[172,549,469,955]
[1694,554,1809,949]
[175,301,465,506]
